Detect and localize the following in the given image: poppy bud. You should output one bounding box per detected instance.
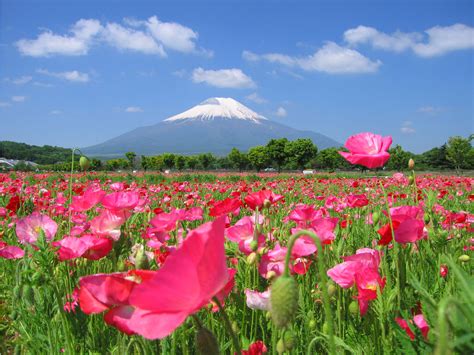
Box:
[270,275,299,328]
[308,319,316,329]
[408,175,414,185]
[79,156,90,171]
[246,252,257,265]
[195,326,220,355]
[458,254,470,262]
[327,284,337,298]
[135,248,150,270]
[283,330,296,350]
[250,240,259,252]
[23,284,35,306]
[263,199,272,209]
[231,321,239,333]
[349,301,359,315]
[276,339,285,354]
[117,259,126,272]
[408,158,415,170]
[322,322,330,334]
[424,214,431,224]
[372,212,380,225]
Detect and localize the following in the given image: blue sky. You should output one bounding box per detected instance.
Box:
[0,0,473,153]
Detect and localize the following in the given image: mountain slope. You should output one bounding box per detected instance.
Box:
[82,98,340,157]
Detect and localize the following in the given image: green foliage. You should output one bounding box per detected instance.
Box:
[228,148,250,172]
[125,152,137,169]
[386,145,415,171]
[247,146,270,172]
[284,138,318,170]
[446,136,473,171]
[266,138,289,172]
[0,141,72,164]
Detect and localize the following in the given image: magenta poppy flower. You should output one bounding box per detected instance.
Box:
[396,317,416,341]
[413,314,430,339]
[339,132,392,169]
[0,241,24,259]
[209,197,242,217]
[244,189,283,210]
[90,209,130,241]
[378,206,425,245]
[54,235,113,261]
[101,191,140,211]
[226,216,265,255]
[70,185,106,212]
[16,212,58,244]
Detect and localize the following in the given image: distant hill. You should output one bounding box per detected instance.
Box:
[82,97,341,157]
[0,141,72,165]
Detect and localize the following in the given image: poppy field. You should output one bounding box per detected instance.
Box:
[0,134,473,354]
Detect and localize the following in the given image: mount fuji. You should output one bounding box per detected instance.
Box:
[82,98,340,157]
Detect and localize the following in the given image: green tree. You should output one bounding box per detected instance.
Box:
[197,153,215,170]
[386,145,414,171]
[141,156,150,171]
[285,138,318,170]
[175,155,186,171]
[247,146,270,172]
[186,156,199,170]
[446,136,472,172]
[315,147,348,170]
[228,148,249,172]
[125,152,136,169]
[162,153,176,170]
[266,138,289,172]
[90,158,102,171]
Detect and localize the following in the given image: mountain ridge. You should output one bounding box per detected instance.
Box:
[82,97,341,157]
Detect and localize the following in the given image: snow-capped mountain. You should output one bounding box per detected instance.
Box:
[82,97,340,157]
[164,97,267,123]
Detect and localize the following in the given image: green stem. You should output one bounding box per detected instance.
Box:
[212,296,242,355]
[283,230,336,355]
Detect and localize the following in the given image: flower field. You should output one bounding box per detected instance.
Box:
[0,134,473,354]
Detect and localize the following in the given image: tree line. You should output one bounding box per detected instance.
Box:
[3,135,473,172]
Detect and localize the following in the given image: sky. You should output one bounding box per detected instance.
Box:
[0,0,473,154]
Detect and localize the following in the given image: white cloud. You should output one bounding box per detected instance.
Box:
[172,69,187,78]
[0,101,11,107]
[4,76,33,85]
[344,23,474,57]
[50,110,62,115]
[417,106,442,114]
[243,42,381,74]
[102,23,166,56]
[33,81,54,88]
[145,16,197,53]
[12,96,26,102]
[401,121,416,134]
[37,69,90,83]
[16,19,102,57]
[16,17,210,58]
[125,106,143,113]
[191,68,256,89]
[275,107,287,117]
[246,92,267,104]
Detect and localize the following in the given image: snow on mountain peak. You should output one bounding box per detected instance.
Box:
[163,97,267,123]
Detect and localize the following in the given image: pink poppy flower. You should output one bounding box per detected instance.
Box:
[378,206,425,245]
[16,212,58,244]
[339,132,392,169]
[413,314,429,339]
[245,289,270,311]
[101,191,140,211]
[209,197,242,217]
[242,340,268,355]
[70,186,106,212]
[90,209,130,241]
[396,317,415,341]
[130,217,229,339]
[54,235,113,261]
[258,243,287,278]
[226,216,265,255]
[244,189,283,210]
[0,241,24,259]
